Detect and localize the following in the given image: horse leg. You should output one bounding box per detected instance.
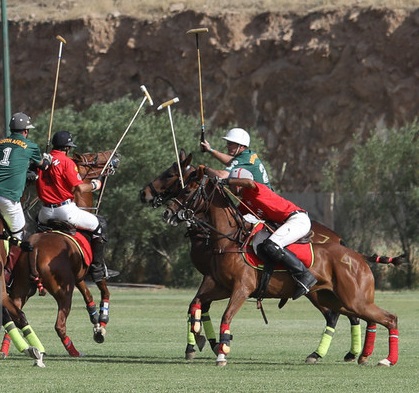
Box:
[93,278,111,344]
[202,302,218,354]
[1,306,45,366]
[76,280,100,326]
[305,308,340,364]
[358,322,377,365]
[344,316,361,362]
[185,275,215,360]
[215,289,249,367]
[52,291,83,357]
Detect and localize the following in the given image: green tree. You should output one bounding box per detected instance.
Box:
[322,121,419,288]
[31,96,271,286]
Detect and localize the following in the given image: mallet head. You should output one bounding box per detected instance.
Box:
[56,35,67,45]
[140,85,154,106]
[186,28,209,35]
[157,97,180,111]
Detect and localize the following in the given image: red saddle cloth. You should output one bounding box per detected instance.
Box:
[54,231,93,266]
[243,223,314,271]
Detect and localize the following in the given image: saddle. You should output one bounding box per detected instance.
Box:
[37,220,93,266]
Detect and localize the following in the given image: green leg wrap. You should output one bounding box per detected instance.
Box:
[21,325,45,353]
[202,312,216,341]
[187,317,196,345]
[316,326,335,358]
[351,324,362,356]
[4,321,28,353]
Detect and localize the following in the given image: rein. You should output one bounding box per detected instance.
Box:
[171,175,250,246]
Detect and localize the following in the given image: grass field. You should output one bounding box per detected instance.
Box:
[2,287,419,392]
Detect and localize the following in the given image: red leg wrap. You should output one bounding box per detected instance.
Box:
[62,336,80,357]
[362,324,377,357]
[387,329,399,365]
[1,333,11,356]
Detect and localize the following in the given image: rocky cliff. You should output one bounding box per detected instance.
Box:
[2,7,419,191]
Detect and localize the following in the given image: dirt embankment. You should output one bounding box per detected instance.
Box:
[2,8,419,190]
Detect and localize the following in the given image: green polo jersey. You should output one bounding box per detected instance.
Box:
[0,133,42,202]
[225,149,272,189]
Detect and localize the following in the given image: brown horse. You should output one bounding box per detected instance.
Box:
[0,218,45,366]
[2,150,118,357]
[162,166,399,367]
[140,150,399,363]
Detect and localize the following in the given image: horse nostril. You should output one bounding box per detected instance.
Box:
[139,190,146,203]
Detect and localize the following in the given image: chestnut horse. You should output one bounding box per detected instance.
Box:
[162,166,399,367]
[140,150,397,363]
[2,151,118,357]
[0,218,45,366]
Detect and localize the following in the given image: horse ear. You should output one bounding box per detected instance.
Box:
[179,149,186,161]
[184,153,193,167]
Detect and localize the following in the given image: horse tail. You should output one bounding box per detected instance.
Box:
[364,253,405,266]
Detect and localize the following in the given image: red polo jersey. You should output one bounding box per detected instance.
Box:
[37,150,83,204]
[239,182,303,222]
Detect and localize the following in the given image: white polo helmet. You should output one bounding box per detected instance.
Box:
[229,168,254,180]
[222,128,250,147]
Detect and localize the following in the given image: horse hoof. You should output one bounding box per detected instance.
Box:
[0,352,7,360]
[216,353,227,366]
[305,356,318,365]
[358,355,369,365]
[185,350,196,360]
[24,346,41,360]
[344,352,357,362]
[196,335,206,352]
[377,359,392,367]
[33,353,46,368]
[93,326,106,344]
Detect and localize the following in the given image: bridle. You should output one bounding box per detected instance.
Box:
[165,173,250,244]
[144,163,195,208]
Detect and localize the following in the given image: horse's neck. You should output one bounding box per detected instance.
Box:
[207,187,242,246]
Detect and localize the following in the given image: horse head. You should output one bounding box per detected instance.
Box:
[162,165,229,227]
[139,148,194,208]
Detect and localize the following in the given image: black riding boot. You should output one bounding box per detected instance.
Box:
[4,244,22,285]
[257,239,317,300]
[89,237,107,283]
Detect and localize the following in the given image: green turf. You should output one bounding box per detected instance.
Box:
[1,288,419,392]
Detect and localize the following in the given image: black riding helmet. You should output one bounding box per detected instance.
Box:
[52,130,77,149]
[9,112,35,131]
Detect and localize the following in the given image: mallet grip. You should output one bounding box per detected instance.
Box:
[157,97,180,110]
[140,85,154,106]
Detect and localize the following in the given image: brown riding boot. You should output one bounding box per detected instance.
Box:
[4,244,22,285]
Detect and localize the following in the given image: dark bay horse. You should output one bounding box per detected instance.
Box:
[162,166,399,367]
[0,218,45,366]
[140,150,401,363]
[2,150,118,357]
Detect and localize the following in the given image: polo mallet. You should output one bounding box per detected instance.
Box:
[100,85,153,177]
[46,35,67,152]
[186,27,209,152]
[157,97,184,187]
[95,85,153,213]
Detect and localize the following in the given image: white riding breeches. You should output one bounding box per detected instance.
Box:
[269,211,311,248]
[0,196,25,239]
[38,201,99,232]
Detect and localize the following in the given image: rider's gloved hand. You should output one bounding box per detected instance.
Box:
[91,178,102,192]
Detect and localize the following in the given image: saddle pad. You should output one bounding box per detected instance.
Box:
[243,223,314,271]
[52,230,93,266]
